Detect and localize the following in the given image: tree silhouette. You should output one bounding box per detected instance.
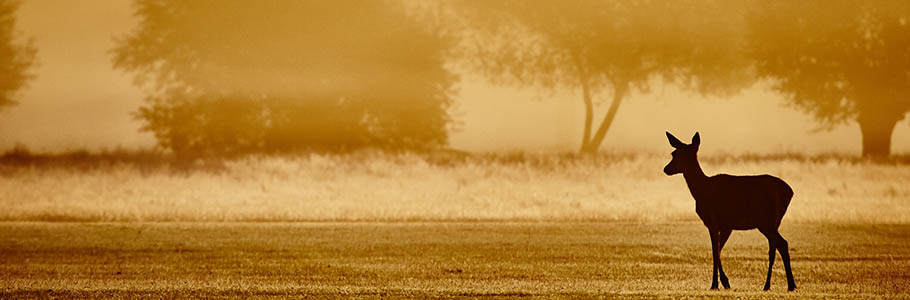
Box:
[113,0,455,158]
[451,0,751,154]
[0,0,36,110]
[749,1,910,157]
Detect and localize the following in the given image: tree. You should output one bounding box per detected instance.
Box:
[0,0,36,110]
[450,0,752,154]
[749,1,910,157]
[113,0,456,158]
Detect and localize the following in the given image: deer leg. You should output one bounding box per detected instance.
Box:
[773,231,797,291]
[709,230,720,290]
[716,229,732,289]
[759,230,776,291]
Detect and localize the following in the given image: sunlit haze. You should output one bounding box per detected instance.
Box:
[0,0,907,155]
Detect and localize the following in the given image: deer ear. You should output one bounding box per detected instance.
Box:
[691,132,701,150]
[666,132,684,148]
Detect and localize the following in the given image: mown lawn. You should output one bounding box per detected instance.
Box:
[1,222,908,299]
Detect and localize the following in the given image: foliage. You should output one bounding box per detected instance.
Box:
[0,0,36,109]
[748,1,910,156]
[113,0,456,157]
[449,0,753,153]
[455,0,751,91]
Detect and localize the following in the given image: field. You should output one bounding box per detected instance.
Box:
[1,151,909,299]
[0,151,909,223]
[1,222,909,299]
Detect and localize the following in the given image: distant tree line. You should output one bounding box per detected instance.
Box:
[0,0,908,157]
[112,0,455,160]
[748,0,910,157]
[450,0,753,154]
[452,0,910,157]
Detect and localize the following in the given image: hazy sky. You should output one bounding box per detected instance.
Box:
[0,1,908,155]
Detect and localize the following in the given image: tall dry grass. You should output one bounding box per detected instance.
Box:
[0,150,908,223]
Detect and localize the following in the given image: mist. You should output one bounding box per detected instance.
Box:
[0,0,908,155]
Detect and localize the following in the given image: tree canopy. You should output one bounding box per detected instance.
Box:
[113,0,456,158]
[0,0,36,110]
[749,0,910,157]
[450,0,752,154]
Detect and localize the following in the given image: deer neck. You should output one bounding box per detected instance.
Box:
[682,159,708,199]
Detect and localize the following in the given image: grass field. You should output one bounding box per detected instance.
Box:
[1,151,909,223]
[1,151,909,298]
[1,222,908,299]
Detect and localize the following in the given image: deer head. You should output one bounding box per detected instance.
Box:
[663,131,700,176]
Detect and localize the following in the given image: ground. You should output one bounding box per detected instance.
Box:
[1,222,908,299]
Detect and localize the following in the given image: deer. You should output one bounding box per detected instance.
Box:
[663,131,796,291]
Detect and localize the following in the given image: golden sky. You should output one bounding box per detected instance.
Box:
[0,0,907,155]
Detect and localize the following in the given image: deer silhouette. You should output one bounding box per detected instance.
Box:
[663,132,796,291]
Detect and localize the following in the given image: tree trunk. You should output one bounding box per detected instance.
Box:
[581,80,628,154]
[579,77,594,153]
[571,51,594,154]
[857,112,899,158]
